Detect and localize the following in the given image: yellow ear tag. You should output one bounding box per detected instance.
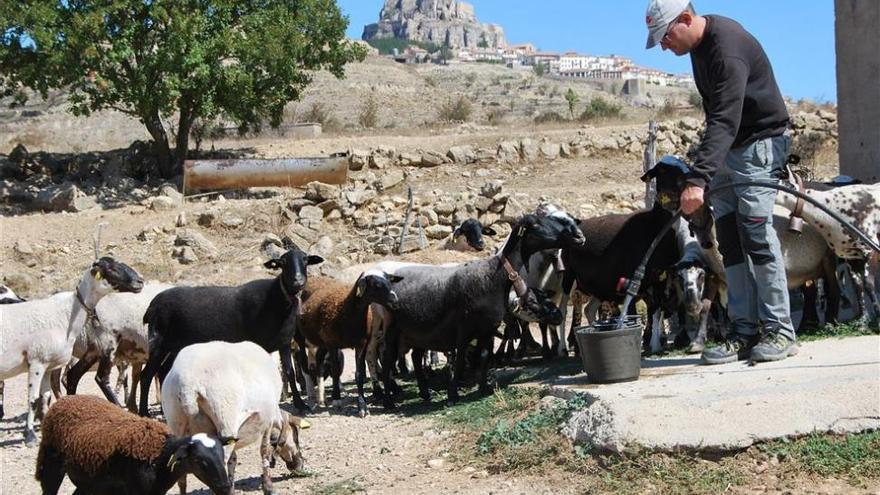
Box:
[300,419,311,429]
[94,271,103,282]
[167,454,178,470]
[659,271,668,282]
[356,285,364,297]
[518,226,525,236]
[224,438,237,446]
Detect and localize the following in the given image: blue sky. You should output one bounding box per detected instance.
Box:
[338,1,837,103]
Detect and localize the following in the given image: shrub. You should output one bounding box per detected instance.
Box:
[302,102,340,132]
[688,91,703,108]
[438,95,473,122]
[534,111,566,124]
[579,97,623,121]
[532,64,546,77]
[564,88,579,119]
[358,94,380,129]
[656,99,678,120]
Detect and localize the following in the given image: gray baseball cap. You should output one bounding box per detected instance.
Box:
[645,0,693,49]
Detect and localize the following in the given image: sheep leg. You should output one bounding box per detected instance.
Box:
[330,350,343,410]
[0,381,4,419]
[279,346,309,413]
[556,279,573,357]
[227,450,238,495]
[64,351,99,395]
[864,255,880,324]
[260,432,278,495]
[411,348,432,402]
[355,344,369,417]
[477,335,494,395]
[36,443,66,495]
[139,351,164,416]
[379,326,401,410]
[115,362,129,398]
[823,255,841,326]
[177,475,187,495]
[127,364,141,412]
[447,340,467,405]
[568,293,585,353]
[94,355,122,406]
[538,323,553,360]
[25,362,46,446]
[313,348,327,408]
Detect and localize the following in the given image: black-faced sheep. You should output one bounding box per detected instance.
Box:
[379,213,586,408]
[0,257,144,445]
[35,395,230,495]
[139,247,323,416]
[161,341,307,495]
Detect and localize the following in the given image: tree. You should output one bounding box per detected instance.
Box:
[564,88,579,119]
[0,1,366,178]
[532,63,546,77]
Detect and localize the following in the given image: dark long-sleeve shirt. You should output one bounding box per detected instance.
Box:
[687,15,789,188]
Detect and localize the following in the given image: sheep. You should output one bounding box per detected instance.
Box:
[559,203,681,355]
[0,257,144,445]
[777,183,880,322]
[377,213,586,408]
[161,341,307,495]
[139,247,323,416]
[296,273,401,417]
[440,217,497,251]
[0,284,27,419]
[35,395,230,495]
[64,282,174,409]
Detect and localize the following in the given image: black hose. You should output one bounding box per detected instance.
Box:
[617,180,879,322]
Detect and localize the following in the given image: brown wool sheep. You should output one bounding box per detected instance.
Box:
[38,395,168,475]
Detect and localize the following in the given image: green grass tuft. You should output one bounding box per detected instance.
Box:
[762,431,880,483]
[308,477,366,495]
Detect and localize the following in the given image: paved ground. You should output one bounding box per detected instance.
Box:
[551,335,880,452]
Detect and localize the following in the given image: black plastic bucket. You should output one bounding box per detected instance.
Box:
[574,316,643,384]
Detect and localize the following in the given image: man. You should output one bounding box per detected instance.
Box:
[645,0,797,364]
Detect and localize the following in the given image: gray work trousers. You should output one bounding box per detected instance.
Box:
[709,134,795,340]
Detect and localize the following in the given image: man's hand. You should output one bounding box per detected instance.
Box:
[680,185,705,215]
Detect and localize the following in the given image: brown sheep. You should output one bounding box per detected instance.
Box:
[35,395,231,495]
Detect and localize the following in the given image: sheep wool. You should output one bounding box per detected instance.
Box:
[37,395,169,476]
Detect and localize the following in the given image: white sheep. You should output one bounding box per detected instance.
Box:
[0,257,144,445]
[63,282,174,410]
[161,340,308,495]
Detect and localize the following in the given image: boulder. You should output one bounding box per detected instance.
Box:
[174,229,218,259]
[344,188,378,207]
[539,142,560,160]
[398,152,422,167]
[348,149,370,171]
[304,182,340,203]
[34,183,97,212]
[309,236,335,258]
[500,197,525,223]
[177,246,199,265]
[519,139,540,162]
[418,150,448,168]
[375,169,405,192]
[298,205,324,222]
[447,145,475,164]
[496,141,520,163]
[480,179,504,198]
[150,196,177,211]
[425,225,453,240]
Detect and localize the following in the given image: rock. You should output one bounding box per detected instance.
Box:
[221,215,244,228]
[34,183,97,212]
[519,139,539,162]
[159,183,183,201]
[177,246,199,265]
[288,198,316,213]
[197,211,217,227]
[425,224,453,240]
[426,458,446,469]
[496,141,520,163]
[473,148,496,163]
[593,135,618,150]
[9,143,29,165]
[349,149,370,171]
[816,109,837,123]
[310,236,335,258]
[418,150,448,168]
[370,153,392,170]
[559,142,573,158]
[363,1,508,50]
[175,212,188,227]
[447,145,475,164]
[539,141,560,160]
[174,229,218,259]
[150,196,177,211]
[344,189,378,207]
[285,223,320,245]
[398,152,422,167]
[3,272,34,296]
[298,205,324,222]
[13,240,34,256]
[677,117,702,131]
[352,210,371,229]
[474,196,493,212]
[434,201,455,216]
[500,197,525,223]
[137,227,158,242]
[480,180,504,198]
[375,170,405,192]
[421,208,439,225]
[317,199,342,215]
[304,182,340,203]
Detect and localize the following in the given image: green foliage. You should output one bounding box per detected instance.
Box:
[358,93,379,129]
[477,394,588,455]
[689,90,703,108]
[0,0,365,178]
[564,88,579,119]
[532,63,546,77]
[438,95,473,122]
[797,320,879,342]
[580,96,623,121]
[478,34,489,49]
[367,38,440,55]
[307,477,366,495]
[438,45,454,61]
[762,431,880,483]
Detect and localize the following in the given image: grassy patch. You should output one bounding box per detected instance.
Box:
[593,452,745,495]
[308,477,366,495]
[797,320,879,342]
[761,431,880,483]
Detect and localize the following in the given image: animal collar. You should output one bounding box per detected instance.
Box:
[502,258,528,299]
[75,287,100,328]
[789,166,806,223]
[279,278,304,315]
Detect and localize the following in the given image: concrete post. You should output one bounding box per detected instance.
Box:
[835,0,880,183]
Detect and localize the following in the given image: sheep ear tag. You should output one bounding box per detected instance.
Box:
[518,226,526,237]
[167,454,179,471]
[94,271,103,282]
[356,285,364,297]
[300,419,311,429]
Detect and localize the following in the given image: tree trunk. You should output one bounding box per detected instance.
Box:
[174,104,195,177]
[143,111,175,179]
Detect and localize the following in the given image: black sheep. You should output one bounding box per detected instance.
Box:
[138,247,323,416]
